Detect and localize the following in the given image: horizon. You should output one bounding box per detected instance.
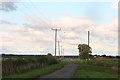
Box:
[1,52,119,56]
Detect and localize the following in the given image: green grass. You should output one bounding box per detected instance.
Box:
[72,60,118,78]
[3,61,66,79]
[87,60,118,67]
[74,70,117,78]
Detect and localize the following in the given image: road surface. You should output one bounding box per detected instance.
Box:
[36,61,78,79]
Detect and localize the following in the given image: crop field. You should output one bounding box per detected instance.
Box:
[72,59,119,78]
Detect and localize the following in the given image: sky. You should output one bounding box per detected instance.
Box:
[0,0,119,56]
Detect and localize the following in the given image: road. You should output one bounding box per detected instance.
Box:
[36,61,78,79]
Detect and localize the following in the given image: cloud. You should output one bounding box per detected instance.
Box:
[60,31,79,39]
[90,43,103,50]
[53,16,95,31]
[53,16,117,41]
[63,39,81,46]
[92,18,118,41]
[24,16,52,30]
[0,27,26,33]
[0,15,118,56]
[0,20,17,25]
[0,20,11,24]
[64,52,73,55]
[0,2,17,12]
[112,1,118,10]
[0,19,55,53]
[1,32,47,53]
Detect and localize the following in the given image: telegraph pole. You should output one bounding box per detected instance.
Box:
[88,31,90,46]
[63,48,64,59]
[61,46,62,58]
[57,41,61,58]
[51,28,61,57]
[61,46,64,58]
[88,31,90,59]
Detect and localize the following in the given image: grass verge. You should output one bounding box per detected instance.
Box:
[72,60,118,78]
[2,60,66,79]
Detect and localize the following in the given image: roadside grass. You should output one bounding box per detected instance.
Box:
[74,70,117,78]
[87,59,118,67]
[2,56,59,76]
[72,60,118,78]
[3,60,66,79]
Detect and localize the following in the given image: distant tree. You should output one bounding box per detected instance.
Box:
[78,44,92,59]
[102,54,106,57]
[47,53,53,56]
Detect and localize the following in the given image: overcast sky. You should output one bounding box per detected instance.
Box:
[0,0,118,56]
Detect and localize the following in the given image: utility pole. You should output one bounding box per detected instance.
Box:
[61,46,62,58]
[63,48,64,59]
[88,31,90,46]
[88,31,90,60]
[57,41,61,58]
[51,28,61,57]
[61,46,64,58]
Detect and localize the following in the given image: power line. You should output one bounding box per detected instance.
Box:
[51,28,61,57]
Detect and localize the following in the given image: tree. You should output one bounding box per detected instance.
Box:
[47,53,53,56]
[78,44,92,59]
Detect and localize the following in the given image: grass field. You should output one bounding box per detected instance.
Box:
[3,60,66,79]
[72,60,119,78]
